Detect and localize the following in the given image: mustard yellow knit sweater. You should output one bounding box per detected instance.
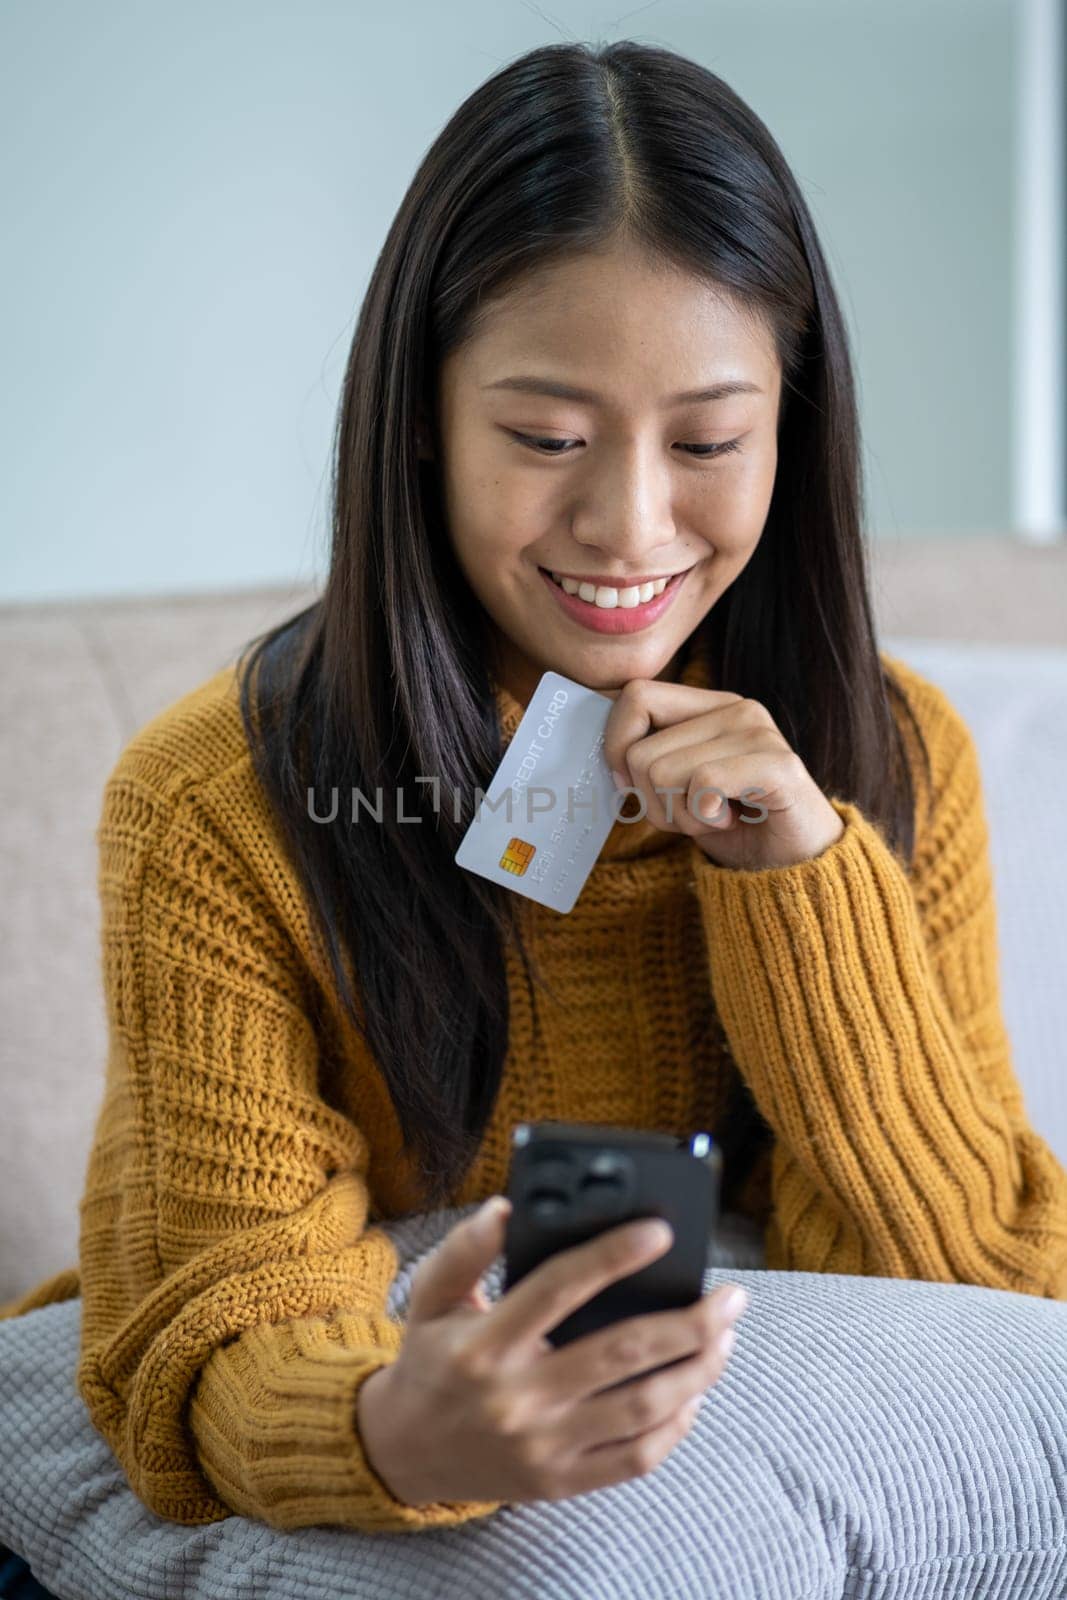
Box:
[4,642,1066,1539]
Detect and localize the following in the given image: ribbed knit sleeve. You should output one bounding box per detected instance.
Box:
[690,674,1067,1298]
[76,756,505,1534]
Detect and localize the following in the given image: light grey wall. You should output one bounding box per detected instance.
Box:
[0,0,1017,602]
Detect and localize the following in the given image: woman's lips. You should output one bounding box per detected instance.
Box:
[538,567,689,634]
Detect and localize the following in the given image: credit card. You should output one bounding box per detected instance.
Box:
[454,670,621,914]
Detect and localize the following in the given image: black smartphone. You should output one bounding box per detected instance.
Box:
[502,1120,721,1373]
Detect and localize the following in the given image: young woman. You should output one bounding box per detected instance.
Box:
[4,37,1066,1546]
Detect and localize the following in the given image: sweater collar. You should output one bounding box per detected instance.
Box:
[488,632,714,864]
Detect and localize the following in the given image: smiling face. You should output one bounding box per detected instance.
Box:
[427,238,784,705]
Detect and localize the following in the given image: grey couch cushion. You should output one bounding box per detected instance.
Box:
[0,586,318,1302]
[1,1204,1065,1600]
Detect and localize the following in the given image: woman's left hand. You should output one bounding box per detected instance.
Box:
[601,679,845,871]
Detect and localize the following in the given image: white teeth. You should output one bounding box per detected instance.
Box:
[548,572,671,608]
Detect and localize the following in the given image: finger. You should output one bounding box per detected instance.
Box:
[696,793,737,829]
[686,753,798,827]
[628,736,762,832]
[407,1197,511,1323]
[479,1218,674,1361]
[574,1318,740,1455]
[641,745,798,831]
[610,708,748,785]
[551,1385,698,1500]
[531,1280,748,1409]
[602,681,744,779]
[608,712,776,835]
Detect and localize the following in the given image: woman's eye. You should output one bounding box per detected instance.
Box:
[510,432,743,459]
[513,434,574,455]
[683,439,743,458]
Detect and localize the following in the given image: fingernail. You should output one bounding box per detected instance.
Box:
[611,769,628,790]
[717,1327,737,1359]
[719,1285,749,1320]
[479,1196,509,1224]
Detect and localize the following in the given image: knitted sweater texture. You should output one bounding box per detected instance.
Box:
[3,641,1066,1537]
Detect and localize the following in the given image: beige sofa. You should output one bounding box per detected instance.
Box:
[2,537,1066,1303]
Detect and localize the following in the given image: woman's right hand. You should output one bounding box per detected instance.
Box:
[356,1196,749,1508]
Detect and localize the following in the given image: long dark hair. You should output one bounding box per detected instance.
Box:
[236,40,932,1213]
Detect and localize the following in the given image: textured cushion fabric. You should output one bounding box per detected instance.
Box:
[1,1204,1065,1600]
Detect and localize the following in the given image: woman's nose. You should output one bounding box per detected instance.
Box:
[570,452,677,561]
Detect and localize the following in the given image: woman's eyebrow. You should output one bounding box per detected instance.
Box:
[481,375,762,405]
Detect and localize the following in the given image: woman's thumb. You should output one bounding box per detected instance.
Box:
[408,1196,511,1322]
